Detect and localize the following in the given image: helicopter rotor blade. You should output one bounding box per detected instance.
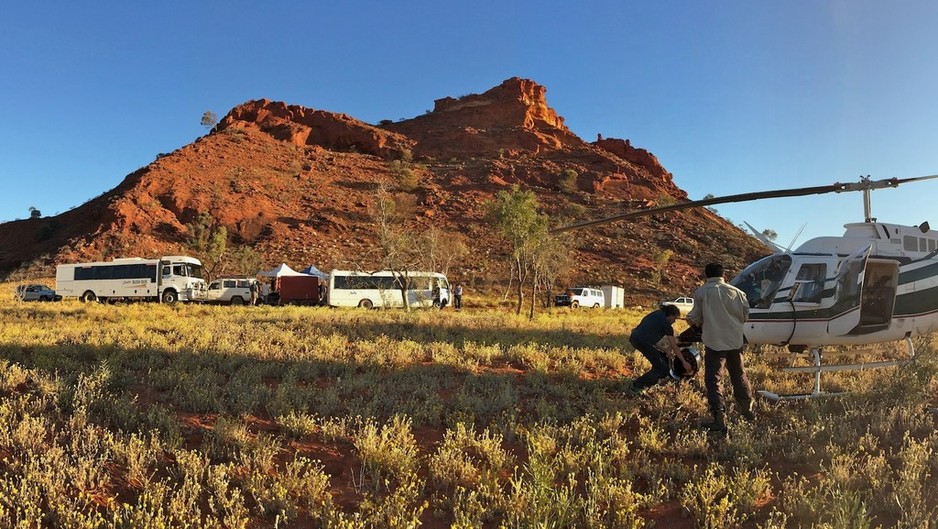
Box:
[550,174,938,234]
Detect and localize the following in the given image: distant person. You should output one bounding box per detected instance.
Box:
[260,281,270,304]
[687,262,754,434]
[453,283,463,310]
[250,280,259,306]
[628,304,689,394]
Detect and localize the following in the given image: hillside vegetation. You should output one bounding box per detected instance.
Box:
[1,288,936,527]
[0,78,767,304]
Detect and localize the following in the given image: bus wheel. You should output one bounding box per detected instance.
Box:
[358,299,374,309]
[80,291,97,303]
[161,290,179,304]
[230,296,244,306]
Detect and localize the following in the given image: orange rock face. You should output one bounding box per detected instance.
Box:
[0,78,766,302]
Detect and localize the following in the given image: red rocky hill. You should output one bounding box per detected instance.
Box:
[0,77,767,303]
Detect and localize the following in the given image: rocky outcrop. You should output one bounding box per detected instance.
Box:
[217,99,414,159]
[590,136,688,200]
[383,77,579,157]
[0,78,767,302]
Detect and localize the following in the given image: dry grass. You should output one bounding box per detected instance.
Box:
[1,281,937,527]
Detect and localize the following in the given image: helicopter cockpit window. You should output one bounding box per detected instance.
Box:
[791,263,826,303]
[730,255,792,309]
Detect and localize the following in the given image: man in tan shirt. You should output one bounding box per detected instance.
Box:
[687,262,754,433]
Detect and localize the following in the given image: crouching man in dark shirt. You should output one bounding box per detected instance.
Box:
[628,304,690,394]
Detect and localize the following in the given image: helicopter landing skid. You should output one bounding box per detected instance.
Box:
[758,337,916,402]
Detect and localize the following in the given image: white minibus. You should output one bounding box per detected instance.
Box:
[328,270,450,309]
[56,256,206,303]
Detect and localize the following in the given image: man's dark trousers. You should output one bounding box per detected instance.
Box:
[630,338,671,390]
[704,347,753,416]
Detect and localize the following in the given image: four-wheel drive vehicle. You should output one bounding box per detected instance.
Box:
[661,296,695,316]
[15,284,62,302]
[555,286,605,308]
[204,278,257,305]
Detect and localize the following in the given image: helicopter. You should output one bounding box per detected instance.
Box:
[552,174,938,400]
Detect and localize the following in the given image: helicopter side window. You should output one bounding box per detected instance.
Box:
[730,255,792,309]
[903,236,918,252]
[791,263,826,303]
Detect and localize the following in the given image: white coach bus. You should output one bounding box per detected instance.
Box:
[56,256,206,303]
[328,270,450,309]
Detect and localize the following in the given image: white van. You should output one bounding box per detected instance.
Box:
[204,278,257,305]
[555,286,605,308]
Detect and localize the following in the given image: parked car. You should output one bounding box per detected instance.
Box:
[15,284,62,302]
[204,278,257,305]
[661,296,695,316]
[555,286,605,308]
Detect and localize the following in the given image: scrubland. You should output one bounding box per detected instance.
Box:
[0,286,936,528]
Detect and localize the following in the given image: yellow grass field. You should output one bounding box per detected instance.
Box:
[1,284,936,528]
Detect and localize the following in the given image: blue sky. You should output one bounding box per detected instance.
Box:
[2,1,938,247]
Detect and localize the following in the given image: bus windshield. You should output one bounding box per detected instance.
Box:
[187,264,203,279]
[171,263,203,278]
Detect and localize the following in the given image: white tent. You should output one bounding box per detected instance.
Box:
[257,263,305,277]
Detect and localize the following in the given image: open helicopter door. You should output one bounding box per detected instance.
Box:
[760,244,910,402]
[827,245,872,336]
[855,260,899,333]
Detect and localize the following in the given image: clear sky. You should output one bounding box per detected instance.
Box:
[2,1,938,247]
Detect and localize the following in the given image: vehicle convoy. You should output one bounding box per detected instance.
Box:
[204,278,256,305]
[55,256,206,303]
[661,296,695,316]
[555,286,605,308]
[328,270,450,309]
[15,284,61,302]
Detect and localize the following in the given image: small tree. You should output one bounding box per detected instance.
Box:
[186,212,227,280]
[652,249,673,284]
[536,234,573,308]
[228,246,262,277]
[201,111,218,130]
[761,229,778,241]
[370,187,468,310]
[420,226,468,278]
[486,185,550,316]
[28,206,41,219]
[371,187,421,310]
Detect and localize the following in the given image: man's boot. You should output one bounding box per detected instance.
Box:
[738,400,755,422]
[701,411,727,433]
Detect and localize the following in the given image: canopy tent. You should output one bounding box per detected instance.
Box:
[257,263,306,277]
[300,264,329,279]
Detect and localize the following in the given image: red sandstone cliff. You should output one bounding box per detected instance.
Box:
[0,78,766,301]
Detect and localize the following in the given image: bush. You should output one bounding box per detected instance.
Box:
[559,169,578,193]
